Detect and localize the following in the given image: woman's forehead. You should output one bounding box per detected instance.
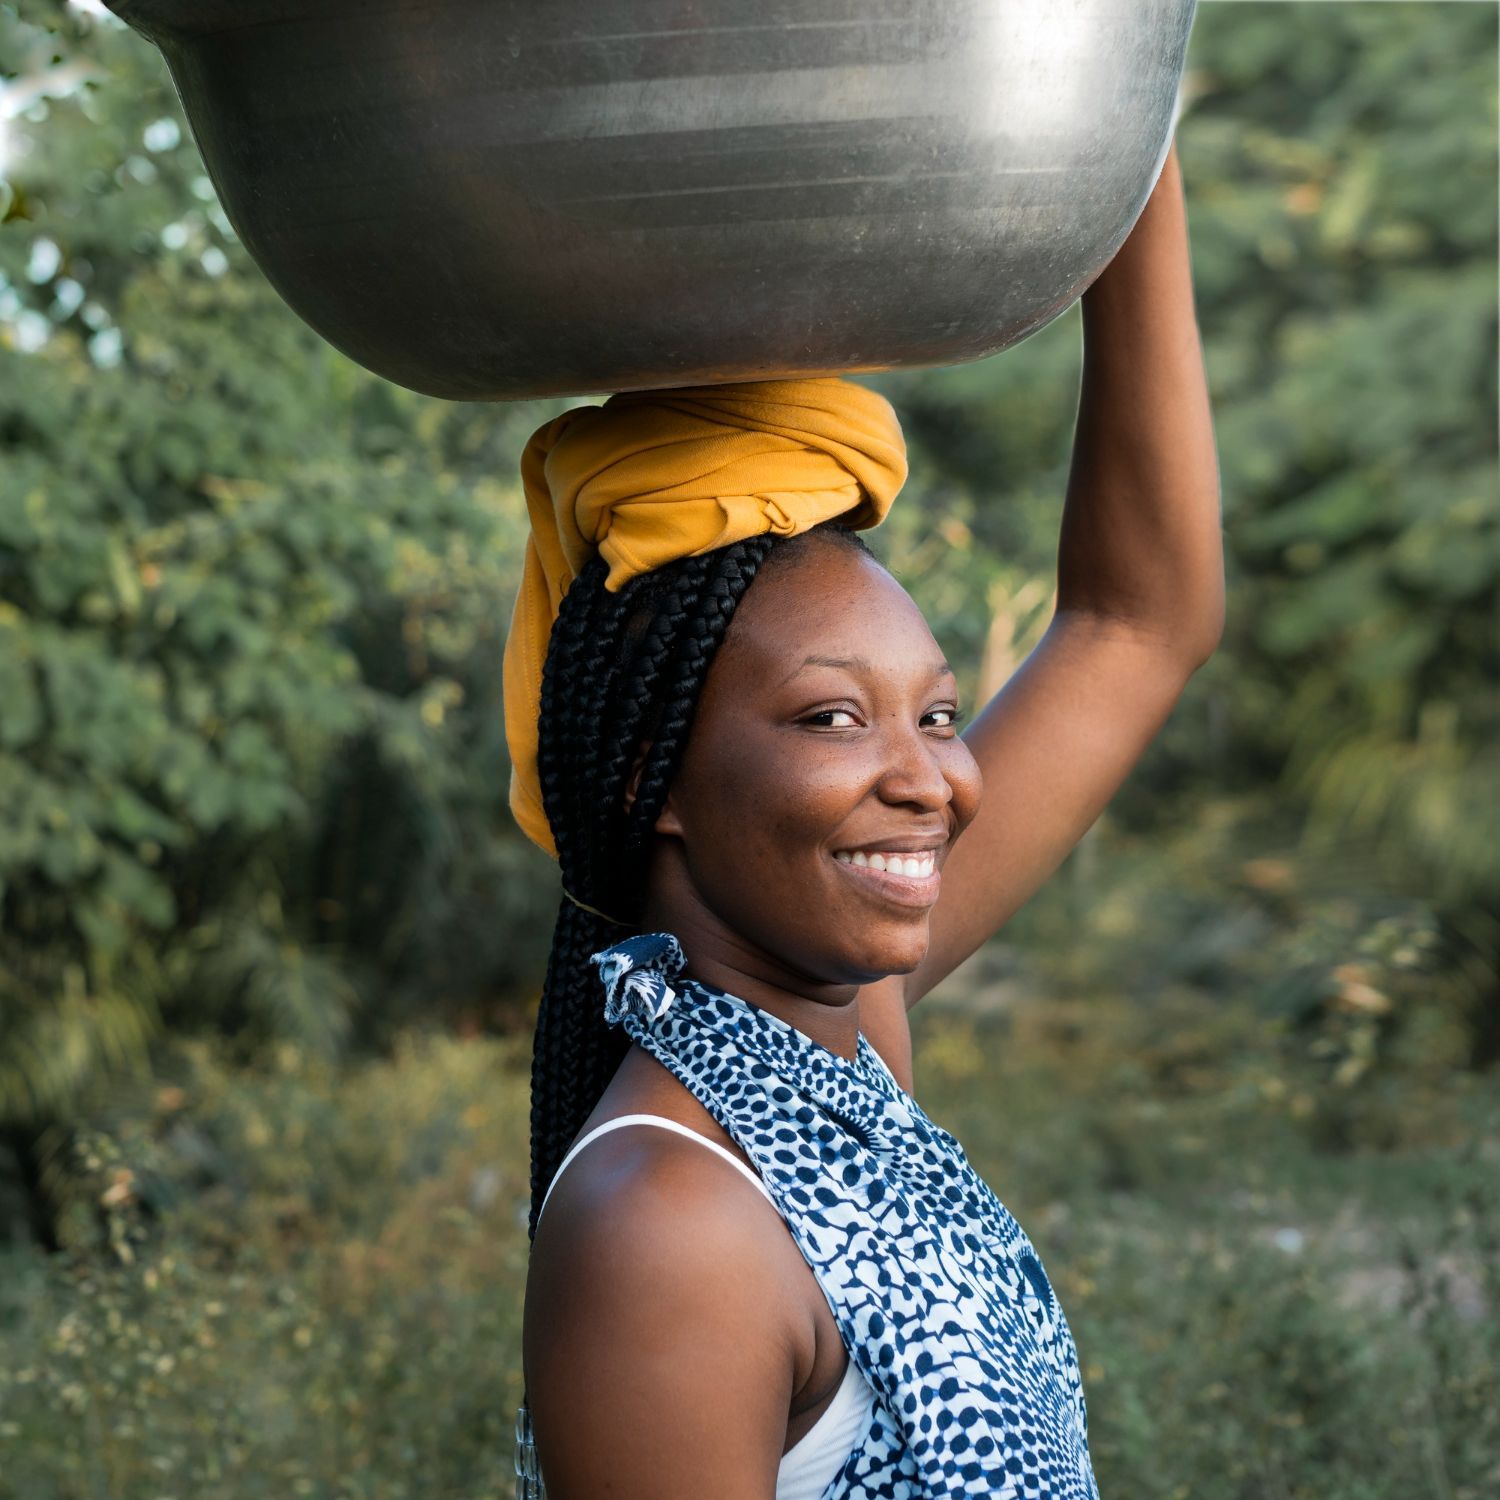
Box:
[722,544,937,678]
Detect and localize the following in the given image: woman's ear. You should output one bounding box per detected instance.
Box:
[622,740,656,817]
[622,743,648,817]
[623,741,684,836]
[654,793,685,838]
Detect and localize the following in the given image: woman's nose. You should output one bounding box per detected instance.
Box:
[875,721,953,810]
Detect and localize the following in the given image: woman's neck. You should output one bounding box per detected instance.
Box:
[639,894,864,1062]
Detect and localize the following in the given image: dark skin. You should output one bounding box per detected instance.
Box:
[524,140,1224,1498]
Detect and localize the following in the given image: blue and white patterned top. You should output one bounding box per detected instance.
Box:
[591,931,1101,1500]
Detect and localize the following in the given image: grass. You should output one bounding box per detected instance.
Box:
[0,1033,534,1500]
[912,979,1499,1500]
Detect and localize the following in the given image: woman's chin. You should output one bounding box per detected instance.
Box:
[840,929,930,984]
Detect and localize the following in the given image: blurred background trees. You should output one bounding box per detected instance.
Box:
[1,1,1496,1494]
[0,0,567,1162]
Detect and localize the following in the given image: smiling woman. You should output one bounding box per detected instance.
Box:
[521,519,1032,1500]
[514,143,1221,1500]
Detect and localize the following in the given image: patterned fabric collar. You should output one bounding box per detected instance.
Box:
[591,931,1100,1500]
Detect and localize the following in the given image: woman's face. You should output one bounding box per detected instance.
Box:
[649,538,983,990]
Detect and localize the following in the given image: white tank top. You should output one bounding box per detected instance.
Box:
[538,1113,877,1499]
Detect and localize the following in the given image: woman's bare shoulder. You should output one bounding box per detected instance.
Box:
[523,1125,803,1499]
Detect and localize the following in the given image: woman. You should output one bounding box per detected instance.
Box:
[513,139,1221,1498]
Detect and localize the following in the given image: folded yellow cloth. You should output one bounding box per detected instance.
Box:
[503,376,908,859]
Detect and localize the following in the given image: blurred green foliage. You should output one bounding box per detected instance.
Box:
[1,969,1495,1498]
[0,1,568,1141]
[0,1031,534,1498]
[910,974,1500,1500]
[0,0,1497,1493]
[1,1,1494,1127]
[881,0,1499,1064]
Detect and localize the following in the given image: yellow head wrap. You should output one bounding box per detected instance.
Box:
[503,376,908,859]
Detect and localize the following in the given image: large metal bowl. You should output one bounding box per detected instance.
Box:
[106,0,1196,401]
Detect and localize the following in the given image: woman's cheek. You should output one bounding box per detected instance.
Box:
[948,743,984,832]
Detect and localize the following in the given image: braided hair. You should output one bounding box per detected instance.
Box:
[525,518,875,1241]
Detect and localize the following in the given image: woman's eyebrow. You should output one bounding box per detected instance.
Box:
[777,653,954,686]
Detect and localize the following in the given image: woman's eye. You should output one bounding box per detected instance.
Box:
[805,709,860,728]
[924,707,965,730]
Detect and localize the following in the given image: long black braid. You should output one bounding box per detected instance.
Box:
[524,519,875,1243]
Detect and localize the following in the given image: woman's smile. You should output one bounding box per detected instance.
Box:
[829,836,946,907]
[830,846,942,907]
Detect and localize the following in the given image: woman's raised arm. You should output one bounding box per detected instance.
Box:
[904,138,1225,1008]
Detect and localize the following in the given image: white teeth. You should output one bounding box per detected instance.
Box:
[834,850,938,875]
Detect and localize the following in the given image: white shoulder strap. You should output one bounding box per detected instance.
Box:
[538,1112,777,1222]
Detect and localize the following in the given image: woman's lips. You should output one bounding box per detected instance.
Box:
[830,853,942,909]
